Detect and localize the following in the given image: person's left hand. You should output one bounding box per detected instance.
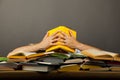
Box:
[59,30,79,49]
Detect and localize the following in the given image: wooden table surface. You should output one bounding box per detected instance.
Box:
[0,70,120,79]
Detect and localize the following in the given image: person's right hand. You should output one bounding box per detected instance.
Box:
[38,31,60,49]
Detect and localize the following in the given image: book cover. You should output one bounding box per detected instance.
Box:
[36,56,65,65]
[33,52,70,65]
[7,51,54,60]
[80,60,109,71]
[0,62,22,70]
[63,58,85,64]
[109,66,120,71]
[22,62,58,72]
[58,64,80,72]
[46,26,77,53]
[0,57,8,62]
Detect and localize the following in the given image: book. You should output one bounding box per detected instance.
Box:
[57,64,80,72]
[49,52,70,59]
[80,60,109,71]
[0,62,22,70]
[105,61,120,71]
[46,26,77,53]
[36,56,65,65]
[0,66,15,71]
[32,52,70,65]
[105,61,120,67]
[7,51,54,60]
[109,66,120,71]
[0,57,8,62]
[81,49,120,61]
[8,57,39,62]
[63,58,85,64]
[7,51,55,62]
[69,52,87,59]
[22,62,58,72]
[89,67,110,72]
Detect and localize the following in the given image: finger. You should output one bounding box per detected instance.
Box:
[52,38,59,43]
[51,42,58,46]
[59,38,66,43]
[68,30,74,37]
[52,34,59,40]
[58,34,66,40]
[60,31,68,37]
[43,32,49,39]
[52,42,65,46]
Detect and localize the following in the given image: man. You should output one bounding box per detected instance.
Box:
[7,30,99,57]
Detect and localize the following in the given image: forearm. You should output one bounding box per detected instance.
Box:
[7,43,45,57]
[12,43,45,52]
[75,42,100,51]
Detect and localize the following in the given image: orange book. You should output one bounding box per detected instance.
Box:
[46,26,77,53]
[8,51,54,59]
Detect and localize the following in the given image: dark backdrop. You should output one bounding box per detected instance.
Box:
[0,0,120,56]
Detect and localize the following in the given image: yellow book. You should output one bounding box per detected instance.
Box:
[7,51,54,59]
[58,64,80,72]
[80,64,109,71]
[110,67,120,71]
[46,26,77,53]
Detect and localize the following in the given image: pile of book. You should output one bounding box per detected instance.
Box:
[6,50,87,72]
[78,49,120,72]
[0,57,22,71]
[2,26,120,72]
[1,47,120,72]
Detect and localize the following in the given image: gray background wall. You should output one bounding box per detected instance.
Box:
[0,0,120,56]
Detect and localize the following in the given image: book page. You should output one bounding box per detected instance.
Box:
[81,49,114,61]
[23,52,37,56]
[102,51,119,57]
[81,49,109,56]
[12,51,36,56]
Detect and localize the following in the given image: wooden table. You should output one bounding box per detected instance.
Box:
[0,70,120,80]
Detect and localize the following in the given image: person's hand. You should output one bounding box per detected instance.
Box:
[38,31,60,49]
[59,30,79,49]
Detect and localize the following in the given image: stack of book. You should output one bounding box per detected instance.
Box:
[6,26,80,72]
[6,26,120,72]
[0,57,22,71]
[21,52,70,72]
[79,49,120,71]
[56,53,88,72]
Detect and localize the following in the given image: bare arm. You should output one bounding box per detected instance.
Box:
[7,31,59,57]
[60,31,100,51]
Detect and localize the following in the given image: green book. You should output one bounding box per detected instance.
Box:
[0,57,8,62]
[70,53,87,59]
[49,52,70,59]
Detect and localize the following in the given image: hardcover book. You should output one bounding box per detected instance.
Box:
[80,60,109,71]
[58,64,80,72]
[46,26,77,53]
[22,62,58,72]
[7,51,54,62]
[81,49,120,62]
[0,62,22,70]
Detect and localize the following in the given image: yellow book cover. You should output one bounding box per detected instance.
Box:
[58,64,80,72]
[8,51,54,59]
[46,26,77,53]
